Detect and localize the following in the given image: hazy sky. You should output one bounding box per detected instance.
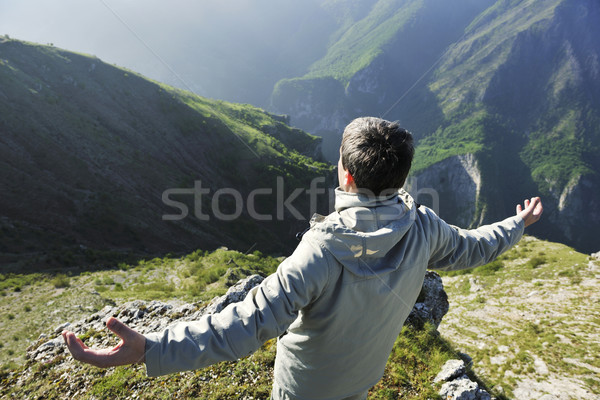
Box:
[0,0,315,99]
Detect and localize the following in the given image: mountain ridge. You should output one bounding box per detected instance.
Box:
[0,38,334,270]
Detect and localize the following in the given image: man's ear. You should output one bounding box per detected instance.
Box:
[344,171,354,186]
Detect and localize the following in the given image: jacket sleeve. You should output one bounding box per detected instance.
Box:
[425,209,525,271]
[143,239,330,377]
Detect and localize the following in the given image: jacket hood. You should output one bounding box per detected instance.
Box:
[306,187,418,277]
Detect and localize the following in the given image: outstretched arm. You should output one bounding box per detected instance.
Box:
[62,317,146,368]
[427,197,544,271]
[62,238,330,376]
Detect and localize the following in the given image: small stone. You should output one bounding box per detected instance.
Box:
[439,376,491,400]
[533,355,549,375]
[490,355,507,365]
[469,277,484,292]
[434,359,466,383]
[54,322,71,334]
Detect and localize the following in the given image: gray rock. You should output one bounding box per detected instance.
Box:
[54,322,71,334]
[591,251,600,260]
[406,153,481,228]
[204,275,264,315]
[439,375,491,400]
[171,303,196,316]
[30,336,65,361]
[434,359,466,383]
[405,271,449,328]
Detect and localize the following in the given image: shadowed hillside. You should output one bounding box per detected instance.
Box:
[0,38,334,271]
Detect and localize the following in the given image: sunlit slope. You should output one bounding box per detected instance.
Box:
[1,237,597,399]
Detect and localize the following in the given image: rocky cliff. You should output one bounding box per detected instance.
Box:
[406,153,482,228]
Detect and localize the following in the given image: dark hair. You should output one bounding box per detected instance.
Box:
[341,117,414,196]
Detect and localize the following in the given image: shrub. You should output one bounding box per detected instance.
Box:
[527,256,546,269]
[474,260,504,276]
[51,274,70,288]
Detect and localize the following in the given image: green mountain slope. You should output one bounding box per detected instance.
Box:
[423,0,600,251]
[269,0,600,253]
[0,38,334,270]
[307,0,425,82]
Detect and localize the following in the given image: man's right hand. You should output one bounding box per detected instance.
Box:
[516,197,543,227]
[62,317,146,368]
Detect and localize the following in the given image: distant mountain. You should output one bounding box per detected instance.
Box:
[267,0,600,253]
[0,38,334,270]
[2,0,598,259]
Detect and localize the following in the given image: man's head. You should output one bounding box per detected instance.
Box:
[339,117,414,196]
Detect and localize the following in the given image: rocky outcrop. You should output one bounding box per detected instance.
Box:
[405,153,482,227]
[28,272,450,363]
[405,270,449,328]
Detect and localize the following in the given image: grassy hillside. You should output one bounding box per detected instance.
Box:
[1,237,598,398]
[0,38,335,270]
[438,236,600,399]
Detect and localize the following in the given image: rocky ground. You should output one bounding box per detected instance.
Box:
[438,236,600,399]
[3,271,489,399]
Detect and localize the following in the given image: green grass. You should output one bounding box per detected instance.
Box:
[0,248,283,372]
[370,323,455,399]
[521,108,596,195]
[1,321,479,400]
[3,237,596,398]
[411,110,488,173]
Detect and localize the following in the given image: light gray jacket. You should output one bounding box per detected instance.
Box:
[144,188,524,399]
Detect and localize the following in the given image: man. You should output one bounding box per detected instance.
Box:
[63,117,543,399]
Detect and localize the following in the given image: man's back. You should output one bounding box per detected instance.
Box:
[270,188,524,398]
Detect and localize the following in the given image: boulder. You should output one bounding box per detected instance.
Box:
[435,359,491,400]
[439,376,491,400]
[405,270,449,328]
[434,359,466,383]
